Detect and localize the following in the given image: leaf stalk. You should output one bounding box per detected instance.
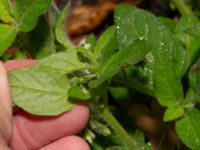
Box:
[172,0,193,15]
[113,76,155,97]
[101,107,141,150]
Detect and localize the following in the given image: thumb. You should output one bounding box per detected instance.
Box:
[0,61,12,145]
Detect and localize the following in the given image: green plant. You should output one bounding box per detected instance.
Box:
[1,0,200,149]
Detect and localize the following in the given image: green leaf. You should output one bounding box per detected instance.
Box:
[90,40,152,88]
[175,15,200,65]
[68,85,90,100]
[37,51,87,74]
[172,41,189,78]
[94,26,118,61]
[29,16,56,59]
[115,5,185,106]
[189,58,200,91]
[55,2,74,49]
[154,14,185,105]
[154,36,188,80]
[153,46,184,106]
[185,24,200,38]
[85,33,96,51]
[109,87,130,109]
[163,103,184,121]
[9,67,74,115]
[176,108,200,150]
[90,143,104,150]
[115,5,189,79]
[0,24,17,56]
[177,14,199,30]
[0,0,13,22]
[159,17,176,32]
[189,58,200,102]
[185,88,195,103]
[153,41,187,106]
[115,5,159,49]
[143,143,152,150]
[12,0,52,32]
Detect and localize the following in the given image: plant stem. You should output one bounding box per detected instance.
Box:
[102,107,141,150]
[172,0,192,16]
[114,76,155,97]
[52,1,60,14]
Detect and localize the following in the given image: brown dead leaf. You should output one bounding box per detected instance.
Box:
[65,0,141,36]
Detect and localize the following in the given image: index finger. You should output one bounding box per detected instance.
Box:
[5,60,90,150]
[4,59,37,71]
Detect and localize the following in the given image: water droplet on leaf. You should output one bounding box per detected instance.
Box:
[139,36,144,40]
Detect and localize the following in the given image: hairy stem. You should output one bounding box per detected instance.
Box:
[102,107,141,150]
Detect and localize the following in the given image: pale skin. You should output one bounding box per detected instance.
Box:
[0,60,90,150]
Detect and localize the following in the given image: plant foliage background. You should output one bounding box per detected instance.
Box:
[1,0,200,149]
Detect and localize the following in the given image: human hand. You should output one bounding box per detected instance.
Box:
[0,60,90,150]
